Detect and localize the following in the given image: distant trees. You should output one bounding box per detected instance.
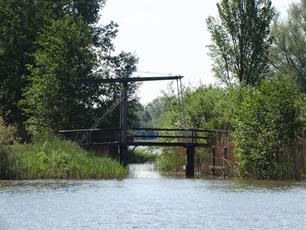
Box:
[270,0,306,93]
[150,85,232,130]
[0,0,139,138]
[207,0,274,86]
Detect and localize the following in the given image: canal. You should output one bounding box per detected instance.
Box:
[0,164,306,229]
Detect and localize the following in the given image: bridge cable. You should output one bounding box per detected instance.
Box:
[78,96,126,144]
[179,78,186,129]
[176,79,183,129]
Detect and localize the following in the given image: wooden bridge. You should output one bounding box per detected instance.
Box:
[59,75,229,177]
[59,127,221,176]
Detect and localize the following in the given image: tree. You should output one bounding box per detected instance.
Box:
[0,1,49,140]
[0,0,140,136]
[93,51,140,129]
[232,74,304,179]
[0,0,106,139]
[206,0,274,86]
[21,16,101,135]
[270,0,306,93]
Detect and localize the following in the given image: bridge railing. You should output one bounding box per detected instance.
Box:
[59,127,219,147]
[59,128,120,144]
[129,128,216,146]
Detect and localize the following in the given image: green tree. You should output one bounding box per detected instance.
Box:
[154,85,232,130]
[21,16,99,135]
[93,51,140,129]
[0,1,49,140]
[0,0,106,139]
[232,74,305,179]
[270,0,306,93]
[206,0,274,86]
[0,0,140,136]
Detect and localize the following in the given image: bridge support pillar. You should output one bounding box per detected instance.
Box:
[120,145,128,166]
[186,145,195,177]
[119,81,128,166]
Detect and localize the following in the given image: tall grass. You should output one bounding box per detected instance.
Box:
[157,148,212,174]
[157,148,186,172]
[0,135,127,180]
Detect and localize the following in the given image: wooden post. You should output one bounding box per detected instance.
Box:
[186,145,195,177]
[223,146,227,164]
[212,146,216,176]
[223,146,228,177]
[120,82,128,166]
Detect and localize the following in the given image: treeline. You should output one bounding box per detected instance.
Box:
[0,0,140,141]
[144,0,305,180]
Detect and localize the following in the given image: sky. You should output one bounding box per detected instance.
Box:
[99,0,299,104]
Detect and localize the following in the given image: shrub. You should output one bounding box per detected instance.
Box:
[232,74,305,179]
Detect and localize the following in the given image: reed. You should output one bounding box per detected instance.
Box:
[0,134,128,180]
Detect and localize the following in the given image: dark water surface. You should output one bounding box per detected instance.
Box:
[0,164,306,230]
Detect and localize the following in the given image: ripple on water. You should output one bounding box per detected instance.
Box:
[0,164,305,230]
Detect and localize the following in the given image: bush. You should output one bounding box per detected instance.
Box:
[232,74,305,180]
[157,148,186,172]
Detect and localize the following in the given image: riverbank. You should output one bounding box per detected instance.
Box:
[157,149,306,180]
[0,135,128,180]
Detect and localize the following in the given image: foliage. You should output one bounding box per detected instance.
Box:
[97,51,141,129]
[0,118,19,145]
[183,86,233,129]
[207,0,274,86]
[0,0,140,139]
[156,85,233,130]
[0,134,127,180]
[0,0,48,140]
[270,0,306,93]
[128,148,157,163]
[21,16,100,135]
[157,148,211,175]
[0,0,105,139]
[157,148,186,172]
[232,74,305,180]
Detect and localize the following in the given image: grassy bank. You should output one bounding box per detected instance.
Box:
[0,135,128,180]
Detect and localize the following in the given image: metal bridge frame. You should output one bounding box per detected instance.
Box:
[60,75,226,177]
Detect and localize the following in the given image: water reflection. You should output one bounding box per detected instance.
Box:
[128,163,161,179]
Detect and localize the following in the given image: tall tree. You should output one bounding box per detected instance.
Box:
[21,16,102,135]
[0,0,106,139]
[0,1,49,140]
[0,0,140,136]
[270,0,306,93]
[206,0,274,86]
[21,20,139,135]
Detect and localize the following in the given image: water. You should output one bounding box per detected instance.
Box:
[0,164,306,230]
